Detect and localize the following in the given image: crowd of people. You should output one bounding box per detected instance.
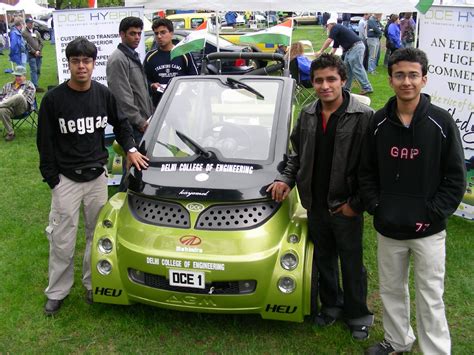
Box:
[0,13,463,355]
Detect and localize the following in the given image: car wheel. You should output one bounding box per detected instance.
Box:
[42,32,50,41]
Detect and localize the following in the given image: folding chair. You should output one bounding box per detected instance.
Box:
[11,97,38,131]
[289,59,315,106]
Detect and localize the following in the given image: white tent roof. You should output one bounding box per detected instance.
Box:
[11,0,51,16]
[125,0,420,12]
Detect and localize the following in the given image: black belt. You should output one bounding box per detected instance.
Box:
[347,41,363,51]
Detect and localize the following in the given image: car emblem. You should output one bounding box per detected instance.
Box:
[195,173,209,182]
[180,235,202,246]
[186,202,205,212]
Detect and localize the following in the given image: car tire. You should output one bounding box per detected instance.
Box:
[42,32,50,41]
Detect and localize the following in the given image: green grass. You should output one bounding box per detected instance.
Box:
[0,26,472,353]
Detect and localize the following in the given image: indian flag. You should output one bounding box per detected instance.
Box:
[170,21,207,60]
[240,19,293,46]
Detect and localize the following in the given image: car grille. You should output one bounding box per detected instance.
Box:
[129,269,256,295]
[195,201,280,230]
[128,194,190,228]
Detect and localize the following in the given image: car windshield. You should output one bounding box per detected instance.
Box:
[151,78,281,162]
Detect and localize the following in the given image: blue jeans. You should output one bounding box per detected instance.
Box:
[366,38,380,73]
[28,55,42,87]
[344,42,373,92]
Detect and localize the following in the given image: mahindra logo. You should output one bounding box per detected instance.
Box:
[180,235,202,246]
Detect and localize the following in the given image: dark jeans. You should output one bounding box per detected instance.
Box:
[308,207,371,320]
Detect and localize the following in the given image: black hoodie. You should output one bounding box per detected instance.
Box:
[359,94,466,240]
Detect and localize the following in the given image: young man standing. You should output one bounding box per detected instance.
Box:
[144,18,198,107]
[360,48,466,354]
[106,16,153,143]
[37,38,149,316]
[267,54,374,340]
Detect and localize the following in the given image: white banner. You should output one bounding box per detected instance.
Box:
[53,6,145,86]
[419,5,474,219]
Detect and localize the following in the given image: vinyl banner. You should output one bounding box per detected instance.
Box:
[419,5,474,219]
[53,6,145,86]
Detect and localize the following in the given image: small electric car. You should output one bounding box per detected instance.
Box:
[91,53,316,322]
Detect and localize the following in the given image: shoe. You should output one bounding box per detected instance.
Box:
[85,289,93,304]
[366,339,403,354]
[314,312,337,327]
[349,324,370,340]
[5,133,15,141]
[44,298,64,316]
[35,87,46,93]
[360,90,374,95]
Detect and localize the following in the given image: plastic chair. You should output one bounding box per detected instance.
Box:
[11,98,38,131]
[289,58,315,106]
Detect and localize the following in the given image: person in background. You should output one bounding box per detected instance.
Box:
[342,13,351,28]
[366,13,383,74]
[400,12,416,48]
[107,16,153,191]
[267,53,374,341]
[9,18,27,67]
[225,11,238,28]
[285,42,312,88]
[22,18,44,92]
[144,18,198,108]
[358,14,369,41]
[316,18,373,95]
[0,18,7,55]
[361,48,466,355]
[387,14,402,52]
[37,38,149,316]
[0,65,35,141]
[358,14,370,72]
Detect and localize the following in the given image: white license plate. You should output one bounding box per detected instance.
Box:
[169,269,205,289]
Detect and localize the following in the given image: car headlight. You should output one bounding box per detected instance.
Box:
[278,276,296,294]
[280,251,298,270]
[287,234,300,244]
[97,259,112,275]
[98,237,113,254]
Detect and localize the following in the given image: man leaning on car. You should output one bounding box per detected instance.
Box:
[267,53,374,340]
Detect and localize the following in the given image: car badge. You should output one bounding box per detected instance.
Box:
[179,235,202,246]
[186,202,205,212]
[195,173,209,182]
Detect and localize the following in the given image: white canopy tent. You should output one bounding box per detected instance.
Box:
[125,0,421,13]
[11,0,50,17]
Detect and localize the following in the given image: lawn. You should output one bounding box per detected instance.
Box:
[0,26,472,353]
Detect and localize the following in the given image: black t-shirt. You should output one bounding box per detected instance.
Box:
[312,92,350,208]
[144,48,198,106]
[37,81,135,187]
[329,24,361,51]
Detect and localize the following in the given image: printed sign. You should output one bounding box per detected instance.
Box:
[419,5,474,219]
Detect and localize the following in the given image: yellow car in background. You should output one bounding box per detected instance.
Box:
[167,13,214,30]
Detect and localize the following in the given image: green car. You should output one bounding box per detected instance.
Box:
[91,53,316,322]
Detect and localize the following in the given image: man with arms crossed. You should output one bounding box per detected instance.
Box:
[267,54,374,340]
[360,48,466,355]
[37,38,149,315]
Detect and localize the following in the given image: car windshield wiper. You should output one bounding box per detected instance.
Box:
[226,77,264,100]
[175,130,212,158]
[156,141,189,157]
